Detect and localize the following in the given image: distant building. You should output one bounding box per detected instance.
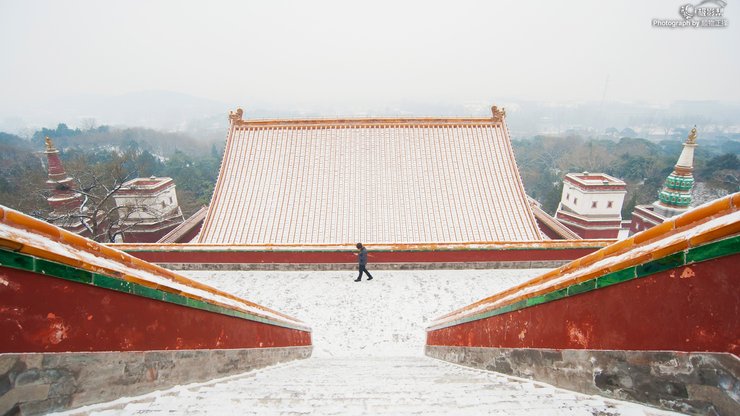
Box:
[555,172,627,239]
[197,106,542,244]
[630,127,698,235]
[528,197,581,240]
[112,177,185,243]
[43,137,91,236]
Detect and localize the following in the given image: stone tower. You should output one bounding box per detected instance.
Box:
[43,137,91,236]
[629,127,698,235]
[653,127,697,217]
[44,137,83,215]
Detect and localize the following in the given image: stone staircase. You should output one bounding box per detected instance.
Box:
[58,356,683,415]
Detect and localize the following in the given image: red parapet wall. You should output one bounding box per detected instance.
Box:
[427,254,739,354]
[0,204,312,354]
[0,266,310,353]
[427,194,740,354]
[425,195,740,415]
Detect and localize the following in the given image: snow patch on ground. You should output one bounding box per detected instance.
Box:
[183,268,544,357]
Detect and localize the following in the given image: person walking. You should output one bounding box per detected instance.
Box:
[354,243,373,282]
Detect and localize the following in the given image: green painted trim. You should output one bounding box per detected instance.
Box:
[0,249,33,270]
[567,279,596,296]
[686,235,740,264]
[428,235,739,332]
[93,274,134,293]
[35,258,93,284]
[541,288,568,303]
[636,252,685,277]
[596,267,635,289]
[0,249,310,333]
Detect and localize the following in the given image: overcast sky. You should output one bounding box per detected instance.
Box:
[1,0,738,113]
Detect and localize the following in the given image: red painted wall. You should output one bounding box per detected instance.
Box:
[427,254,739,355]
[123,247,599,265]
[576,227,619,239]
[122,222,181,243]
[0,267,311,353]
[556,219,620,239]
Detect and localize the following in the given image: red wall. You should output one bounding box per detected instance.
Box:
[0,267,311,353]
[576,227,620,239]
[124,247,599,264]
[122,222,181,243]
[427,254,739,355]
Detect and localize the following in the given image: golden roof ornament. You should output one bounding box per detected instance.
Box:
[686,126,697,145]
[229,108,244,123]
[45,136,55,151]
[491,105,506,122]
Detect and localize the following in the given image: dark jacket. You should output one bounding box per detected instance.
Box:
[358,247,368,265]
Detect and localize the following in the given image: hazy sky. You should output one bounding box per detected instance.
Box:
[1,0,739,112]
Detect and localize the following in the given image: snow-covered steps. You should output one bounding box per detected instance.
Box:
[57,356,684,416]
[182,269,544,357]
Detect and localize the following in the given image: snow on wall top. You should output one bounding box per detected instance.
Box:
[0,205,308,330]
[428,193,740,329]
[198,112,541,244]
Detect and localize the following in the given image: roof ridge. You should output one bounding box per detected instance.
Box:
[230,116,501,127]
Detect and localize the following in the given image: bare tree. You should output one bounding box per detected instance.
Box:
[41,152,169,243]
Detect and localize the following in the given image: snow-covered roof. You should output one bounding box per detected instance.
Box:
[564,172,626,191]
[116,176,175,196]
[198,109,541,244]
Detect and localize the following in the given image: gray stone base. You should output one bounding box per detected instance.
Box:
[159,260,568,271]
[426,345,739,416]
[0,346,312,415]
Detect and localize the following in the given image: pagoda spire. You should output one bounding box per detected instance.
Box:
[44,137,83,214]
[653,127,697,218]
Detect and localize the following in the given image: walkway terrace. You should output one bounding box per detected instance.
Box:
[53,270,683,416]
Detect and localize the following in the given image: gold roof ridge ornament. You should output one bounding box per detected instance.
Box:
[491,105,506,122]
[45,136,55,151]
[686,126,697,145]
[229,108,244,125]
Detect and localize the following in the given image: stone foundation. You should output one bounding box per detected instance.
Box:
[426,345,739,416]
[0,346,312,415]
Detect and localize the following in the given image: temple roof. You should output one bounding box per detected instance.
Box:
[198,108,541,244]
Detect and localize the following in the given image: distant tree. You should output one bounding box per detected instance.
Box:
[32,123,82,148]
[720,140,740,154]
[162,150,220,216]
[0,133,47,213]
[80,118,98,131]
[620,128,637,138]
[542,181,563,214]
[698,153,739,191]
[622,193,638,219]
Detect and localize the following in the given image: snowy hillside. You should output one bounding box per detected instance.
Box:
[184,269,545,357]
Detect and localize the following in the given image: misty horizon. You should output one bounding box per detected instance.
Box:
[1,0,739,135]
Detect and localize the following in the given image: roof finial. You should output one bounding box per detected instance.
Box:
[686,126,697,145]
[229,108,244,123]
[491,105,506,122]
[45,136,55,151]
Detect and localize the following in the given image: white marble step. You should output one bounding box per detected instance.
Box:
[58,356,684,416]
